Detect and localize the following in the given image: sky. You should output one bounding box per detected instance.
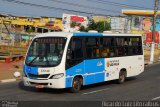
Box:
[0,0,155,18]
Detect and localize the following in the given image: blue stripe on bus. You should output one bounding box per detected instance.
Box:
[65,58,105,88]
[24,65,38,75]
[73,33,103,36]
[84,58,105,85]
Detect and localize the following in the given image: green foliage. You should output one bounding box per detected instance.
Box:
[88,19,97,30]
[26,28,34,33]
[96,21,111,33]
[79,19,111,33]
[79,26,87,32]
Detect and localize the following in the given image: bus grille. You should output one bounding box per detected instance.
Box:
[28,73,50,79]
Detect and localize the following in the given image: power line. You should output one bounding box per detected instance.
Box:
[87,0,153,10]
[0,10,37,17]
[2,0,120,16]
[89,0,153,10]
[48,0,120,13]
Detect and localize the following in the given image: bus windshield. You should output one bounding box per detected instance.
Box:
[25,37,67,67]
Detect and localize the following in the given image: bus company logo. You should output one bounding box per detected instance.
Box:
[107,60,119,67]
[97,61,103,66]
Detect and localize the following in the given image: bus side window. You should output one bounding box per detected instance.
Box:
[101,48,110,57]
[85,37,100,59]
[128,37,142,55]
[100,37,111,58]
[114,37,129,57]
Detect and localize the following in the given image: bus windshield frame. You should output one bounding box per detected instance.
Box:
[25,37,67,67]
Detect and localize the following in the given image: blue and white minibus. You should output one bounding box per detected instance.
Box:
[23,32,144,92]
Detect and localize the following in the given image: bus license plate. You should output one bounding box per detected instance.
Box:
[35,85,44,88]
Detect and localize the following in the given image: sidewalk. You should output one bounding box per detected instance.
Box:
[0,61,23,81]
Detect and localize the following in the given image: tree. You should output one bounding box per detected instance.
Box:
[79,20,111,33]
[96,21,111,33]
[79,26,87,32]
[88,19,97,30]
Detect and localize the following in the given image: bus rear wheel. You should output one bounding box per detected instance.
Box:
[118,70,126,84]
[70,77,81,93]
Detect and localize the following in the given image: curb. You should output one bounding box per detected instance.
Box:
[0,79,16,83]
[145,61,160,67]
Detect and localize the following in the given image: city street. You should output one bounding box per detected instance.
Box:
[0,63,159,101]
[1,1,160,107]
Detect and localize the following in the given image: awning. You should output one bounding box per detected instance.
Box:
[122,10,160,16]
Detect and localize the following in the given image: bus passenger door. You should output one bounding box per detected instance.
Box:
[65,37,84,88]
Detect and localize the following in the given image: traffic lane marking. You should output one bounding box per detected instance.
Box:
[82,88,110,95]
[152,96,160,101]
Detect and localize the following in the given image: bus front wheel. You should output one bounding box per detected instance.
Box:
[70,77,81,93]
[118,70,126,84]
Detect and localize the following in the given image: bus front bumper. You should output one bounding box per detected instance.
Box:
[23,77,65,89]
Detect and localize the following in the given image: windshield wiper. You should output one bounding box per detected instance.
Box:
[28,56,38,65]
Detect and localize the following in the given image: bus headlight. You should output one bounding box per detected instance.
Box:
[50,73,64,79]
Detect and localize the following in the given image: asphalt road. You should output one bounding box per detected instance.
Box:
[0,63,160,102]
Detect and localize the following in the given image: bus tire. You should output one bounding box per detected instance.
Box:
[70,77,81,93]
[118,70,126,84]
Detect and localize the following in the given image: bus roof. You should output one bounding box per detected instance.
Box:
[102,33,142,36]
[34,32,142,39]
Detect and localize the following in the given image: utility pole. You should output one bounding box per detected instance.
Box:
[103,21,105,31]
[0,20,3,44]
[150,0,159,64]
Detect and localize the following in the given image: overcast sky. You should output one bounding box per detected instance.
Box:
[0,0,155,17]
